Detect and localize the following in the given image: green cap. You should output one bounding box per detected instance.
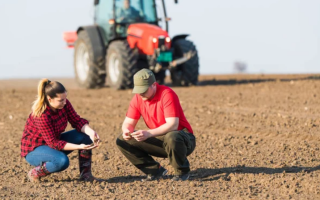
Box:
[132,69,156,94]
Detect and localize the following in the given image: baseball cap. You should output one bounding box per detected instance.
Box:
[132,69,156,94]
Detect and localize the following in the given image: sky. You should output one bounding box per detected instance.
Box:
[0,0,319,79]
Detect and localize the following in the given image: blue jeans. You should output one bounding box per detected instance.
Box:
[25,129,92,173]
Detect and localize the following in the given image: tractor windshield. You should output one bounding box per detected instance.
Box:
[115,0,157,24]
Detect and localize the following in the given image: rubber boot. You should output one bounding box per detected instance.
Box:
[27,162,50,182]
[78,150,99,182]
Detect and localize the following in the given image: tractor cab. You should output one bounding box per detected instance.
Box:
[95,0,163,42]
[64,0,199,90]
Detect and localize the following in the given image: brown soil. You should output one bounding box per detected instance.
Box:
[1,74,320,199]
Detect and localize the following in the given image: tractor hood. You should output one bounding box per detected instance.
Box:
[127,23,171,55]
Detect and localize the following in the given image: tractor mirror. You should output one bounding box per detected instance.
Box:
[94,0,99,5]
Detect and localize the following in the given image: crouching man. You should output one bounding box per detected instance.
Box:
[116,69,196,181]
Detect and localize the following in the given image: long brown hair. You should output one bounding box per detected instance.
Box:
[31,78,67,117]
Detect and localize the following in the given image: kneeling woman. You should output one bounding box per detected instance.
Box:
[21,79,100,182]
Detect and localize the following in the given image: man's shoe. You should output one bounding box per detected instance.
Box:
[171,173,190,181]
[141,166,168,182]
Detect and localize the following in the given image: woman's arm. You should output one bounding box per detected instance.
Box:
[81,124,100,146]
[65,100,89,132]
[62,143,96,151]
[38,115,97,150]
[65,100,100,146]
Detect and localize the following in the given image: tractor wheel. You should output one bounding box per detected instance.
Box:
[170,39,199,86]
[155,70,166,85]
[106,40,139,90]
[137,60,166,85]
[74,31,105,89]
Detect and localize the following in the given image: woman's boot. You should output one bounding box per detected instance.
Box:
[78,150,99,181]
[27,163,50,182]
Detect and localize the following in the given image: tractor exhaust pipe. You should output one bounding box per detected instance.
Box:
[150,50,197,73]
[174,0,178,3]
[151,50,195,73]
[170,50,196,68]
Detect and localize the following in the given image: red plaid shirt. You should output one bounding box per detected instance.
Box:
[20,99,88,157]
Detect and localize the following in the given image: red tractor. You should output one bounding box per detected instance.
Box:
[63,0,199,89]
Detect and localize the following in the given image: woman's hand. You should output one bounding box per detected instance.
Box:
[82,124,101,147]
[89,131,100,147]
[78,144,98,150]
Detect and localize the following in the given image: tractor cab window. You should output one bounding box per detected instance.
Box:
[115,0,157,24]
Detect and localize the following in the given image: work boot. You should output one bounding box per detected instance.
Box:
[141,166,168,182]
[171,172,190,181]
[78,150,99,182]
[27,163,50,182]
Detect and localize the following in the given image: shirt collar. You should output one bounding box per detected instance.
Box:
[45,104,58,115]
[147,83,160,102]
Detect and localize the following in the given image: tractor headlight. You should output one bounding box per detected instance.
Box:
[152,38,157,43]
[165,37,171,43]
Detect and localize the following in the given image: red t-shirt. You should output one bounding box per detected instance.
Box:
[126,83,193,133]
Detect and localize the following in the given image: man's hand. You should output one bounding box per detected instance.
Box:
[121,117,138,140]
[122,131,133,141]
[130,130,152,142]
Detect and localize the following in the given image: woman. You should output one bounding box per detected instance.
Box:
[21,79,101,182]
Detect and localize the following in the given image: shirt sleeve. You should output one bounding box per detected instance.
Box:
[36,115,67,150]
[162,91,180,118]
[126,95,141,119]
[65,99,89,132]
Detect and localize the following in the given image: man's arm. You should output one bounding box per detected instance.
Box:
[122,117,139,140]
[148,117,179,137]
[130,117,179,142]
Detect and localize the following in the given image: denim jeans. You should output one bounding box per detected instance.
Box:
[25,129,92,173]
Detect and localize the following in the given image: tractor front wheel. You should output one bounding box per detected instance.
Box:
[106,41,139,90]
[74,31,105,88]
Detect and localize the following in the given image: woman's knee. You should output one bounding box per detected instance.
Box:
[78,132,92,145]
[82,135,93,145]
[61,130,92,145]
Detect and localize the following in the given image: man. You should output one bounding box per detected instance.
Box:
[116,0,142,23]
[116,69,196,181]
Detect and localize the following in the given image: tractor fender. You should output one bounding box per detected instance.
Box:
[76,26,105,64]
[171,34,189,45]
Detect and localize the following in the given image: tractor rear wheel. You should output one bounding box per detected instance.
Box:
[106,41,139,90]
[170,39,199,86]
[155,70,166,85]
[74,31,105,88]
